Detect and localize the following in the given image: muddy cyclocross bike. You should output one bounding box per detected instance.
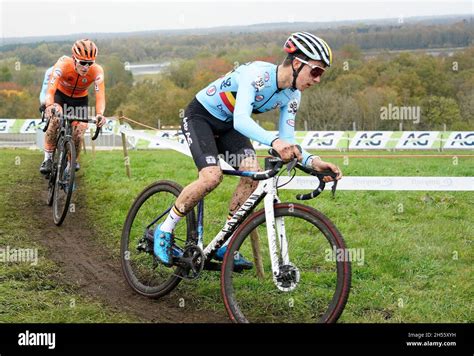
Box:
[42,109,101,226]
[121,150,351,323]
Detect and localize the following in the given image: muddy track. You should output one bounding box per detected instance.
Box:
[18,171,228,323]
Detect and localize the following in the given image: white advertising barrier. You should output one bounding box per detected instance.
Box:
[119,126,473,192]
[302,131,345,150]
[0,119,16,133]
[395,131,440,149]
[444,132,474,149]
[349,131,393,150]
[0,118,119,135]
[1,119,474,150]
[20,119,43,133]
[278,176,474,191]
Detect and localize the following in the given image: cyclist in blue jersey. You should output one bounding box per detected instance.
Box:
[39,66,54,112]
[154,32,343,268]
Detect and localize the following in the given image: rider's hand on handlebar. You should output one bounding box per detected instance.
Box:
[312,158,343,182]
[44,103,61,120]
[271,139,302,163]
[96,114,106,128]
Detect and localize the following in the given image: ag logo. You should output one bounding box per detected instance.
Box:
[287,99,298,115]
[286,119,295,127]
[255,95,264,102]
[252,76,265,92]
[82,78,88,83]
[206,85,217,96]
[264,72,270,82]
[220,77,231,90]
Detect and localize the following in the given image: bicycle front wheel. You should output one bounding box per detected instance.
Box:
[46,150,57,206]
[221,203,351,323]
[52,139,76,226]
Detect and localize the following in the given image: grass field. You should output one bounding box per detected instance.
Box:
[1,148,473,322]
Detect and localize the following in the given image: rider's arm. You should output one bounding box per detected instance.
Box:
[278,93,314,166]
[44,60,63,107]
[93,66,106,116]
[39,67,53,105]
[233,71,278,146]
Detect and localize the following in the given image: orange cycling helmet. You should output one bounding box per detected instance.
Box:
[72,39,98,61]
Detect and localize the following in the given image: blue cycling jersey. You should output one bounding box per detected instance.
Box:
[196,61,313,165]
[39,66,53,105]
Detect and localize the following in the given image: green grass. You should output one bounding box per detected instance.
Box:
[78,148,473,323]
[0,149,138,323]
[1,148,472,322]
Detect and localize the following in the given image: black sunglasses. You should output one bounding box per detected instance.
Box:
[74,57,94,67]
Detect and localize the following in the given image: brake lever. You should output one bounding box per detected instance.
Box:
[331,180,337,198]
[286,159,298,175]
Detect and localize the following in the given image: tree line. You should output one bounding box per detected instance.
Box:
[0,20,472,131]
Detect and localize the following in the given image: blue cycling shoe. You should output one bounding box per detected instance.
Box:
[153,224,174,267]
[214,245,253,270]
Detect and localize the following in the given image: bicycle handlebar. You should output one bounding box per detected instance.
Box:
[294,163,338,200]
[266,146,338,200]
[42,108,102,140]
[250,157,284,180]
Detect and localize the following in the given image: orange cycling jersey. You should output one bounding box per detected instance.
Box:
[45,56,106,115]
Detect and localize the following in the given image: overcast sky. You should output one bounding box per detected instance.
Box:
[1,0,472,39]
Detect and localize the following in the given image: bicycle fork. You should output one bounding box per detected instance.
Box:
[263,181,295,292]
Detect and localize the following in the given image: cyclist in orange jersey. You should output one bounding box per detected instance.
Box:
[40,39,107,175]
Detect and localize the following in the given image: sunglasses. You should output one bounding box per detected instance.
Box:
[74,57,94,67]
[294,57,325,78]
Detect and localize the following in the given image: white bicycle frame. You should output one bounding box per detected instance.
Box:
[202,174,289,285]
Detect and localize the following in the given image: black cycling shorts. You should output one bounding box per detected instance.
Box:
[54,89,89,118]
[182,98,256,171]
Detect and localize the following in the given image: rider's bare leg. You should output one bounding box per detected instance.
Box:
[228,155,260,215]
[72,122,88,160]
[175,166,223,214]
[43,104,63,159]
[160,166,223,233]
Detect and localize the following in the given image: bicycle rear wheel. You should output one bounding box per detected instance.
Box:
[52,139,76,226]
[121,180,196,299]
[221,203,351,323]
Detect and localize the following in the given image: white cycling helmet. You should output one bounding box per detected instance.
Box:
[284,32,332,67]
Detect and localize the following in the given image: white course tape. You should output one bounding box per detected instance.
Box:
[119,126,235,170]
[278,176,474,191]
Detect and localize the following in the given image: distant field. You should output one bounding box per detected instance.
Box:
[1,148,472,323]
